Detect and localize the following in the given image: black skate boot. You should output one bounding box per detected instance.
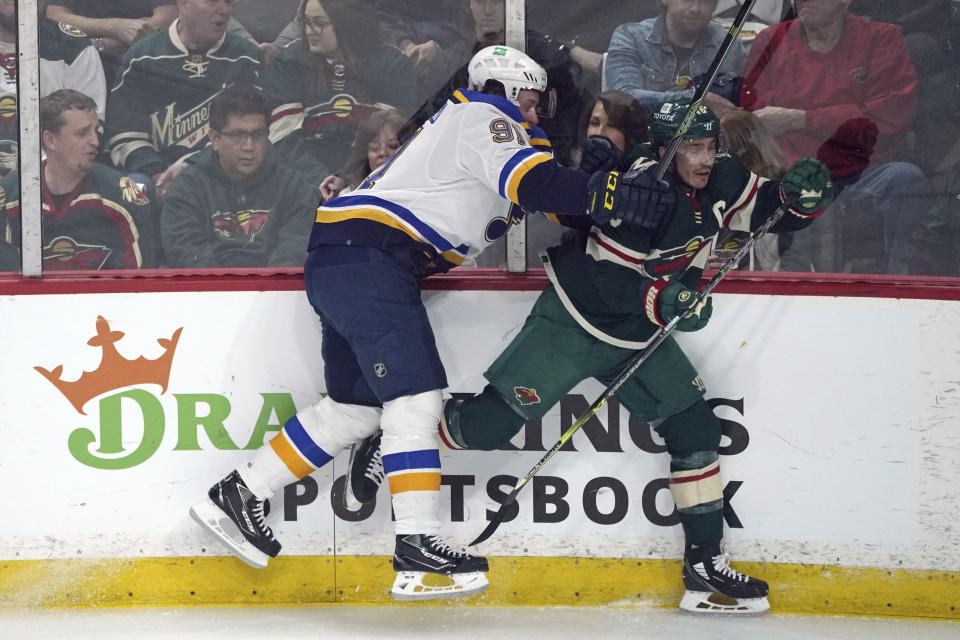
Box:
[189,470,281,569]
[680,543,770,614]
[391,534,489,600]
[345,431,384,506]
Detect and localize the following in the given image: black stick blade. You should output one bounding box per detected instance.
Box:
[468,491,519,546]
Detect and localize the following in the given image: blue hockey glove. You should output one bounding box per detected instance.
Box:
[579,135,623,174]
[781,157,832,214]
[587,169,676,229]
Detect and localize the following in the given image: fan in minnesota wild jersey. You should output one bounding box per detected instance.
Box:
[189,44,671,602]
[346,99,833,615]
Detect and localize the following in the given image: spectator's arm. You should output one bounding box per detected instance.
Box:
[273,19,300,48]
[160,170,218,268]
[145,3,177,33]
[365,47,419,115]
[46,5,151,46]
[106,52,165,176]
[66,46,108,125]
[267,175,318,267]
[227,16,255,43]
[126,189,157,268]
[263,53,306,144]
[604,24,689,112]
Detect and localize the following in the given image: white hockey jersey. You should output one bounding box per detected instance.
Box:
[310,90,589,274]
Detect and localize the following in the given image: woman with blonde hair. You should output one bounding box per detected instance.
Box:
[319,107,410,201]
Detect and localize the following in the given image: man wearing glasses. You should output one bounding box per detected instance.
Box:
[105,0,261,199]
[160,84,317,267]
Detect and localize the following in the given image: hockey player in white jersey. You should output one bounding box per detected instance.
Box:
[189,45,674,600]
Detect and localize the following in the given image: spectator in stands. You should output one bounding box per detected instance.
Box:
[605,0,748,117]
[0,0,21,176]
[579,89,649,167]
[161,85,317,268]
[46,0,177,82]
[0,0,108,175]
[39,2,108,124]
[740,0,927,274]
[1,89,155,270]
[848,0,956,172]
[319,106,407,201]
[375,0,473,106]
[263,0,418,188]
[105,0,262,198]
[0,234,16,269]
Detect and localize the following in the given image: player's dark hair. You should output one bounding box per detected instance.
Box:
[480,80,507,99]
[40,89,97,135]
[209,85,271,132]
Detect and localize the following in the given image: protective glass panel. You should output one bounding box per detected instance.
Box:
[0,0,19,274]
[541,0,960,278]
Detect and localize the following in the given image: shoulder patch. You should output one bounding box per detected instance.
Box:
[58,21,88,39]
[119,176,150,206]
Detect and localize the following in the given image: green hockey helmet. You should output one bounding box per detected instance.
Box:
[648,100,721,150]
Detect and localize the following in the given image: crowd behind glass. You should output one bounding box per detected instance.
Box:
[0,0,957,277]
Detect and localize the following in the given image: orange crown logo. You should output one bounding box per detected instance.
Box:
[35,315,183,415]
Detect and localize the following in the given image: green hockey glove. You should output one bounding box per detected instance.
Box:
[647,281,711,331]
[781,157,832,214]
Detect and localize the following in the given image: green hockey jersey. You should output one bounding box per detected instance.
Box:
[1,162,155,270]
[105,20,261,177]
[544,149,823,348]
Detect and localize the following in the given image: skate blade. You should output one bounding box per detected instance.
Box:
[189,499,269,570]
[390,570,489,601]
[678,590,770,615]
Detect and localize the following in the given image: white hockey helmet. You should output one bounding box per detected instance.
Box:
[468,45,555,117]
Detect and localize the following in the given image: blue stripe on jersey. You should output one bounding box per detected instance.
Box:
[451,89,527,124]
[498,147,542,199]
[283,416,334,469]
[321,194,470,255]
[383,449,442,474]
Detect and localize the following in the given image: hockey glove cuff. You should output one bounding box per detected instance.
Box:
[645,281,709,329]
[781,157,832,217]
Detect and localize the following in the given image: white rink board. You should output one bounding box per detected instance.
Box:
[0,290,958,570]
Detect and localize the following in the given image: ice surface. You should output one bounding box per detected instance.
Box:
[0,606,956,640]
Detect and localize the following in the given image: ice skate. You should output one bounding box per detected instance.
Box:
[391,534,489,600]
[189,470,280,569]
[679,544,769,615]
[345,431,383,507]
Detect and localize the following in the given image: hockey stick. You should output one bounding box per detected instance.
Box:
[468,201,788,547]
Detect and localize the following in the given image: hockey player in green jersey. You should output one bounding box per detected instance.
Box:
[347,99,832,614]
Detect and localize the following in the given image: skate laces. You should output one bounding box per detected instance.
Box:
[711,550,748,582]
[424,535,466,559]
[250,499,276,541]
[365,447,385,484]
